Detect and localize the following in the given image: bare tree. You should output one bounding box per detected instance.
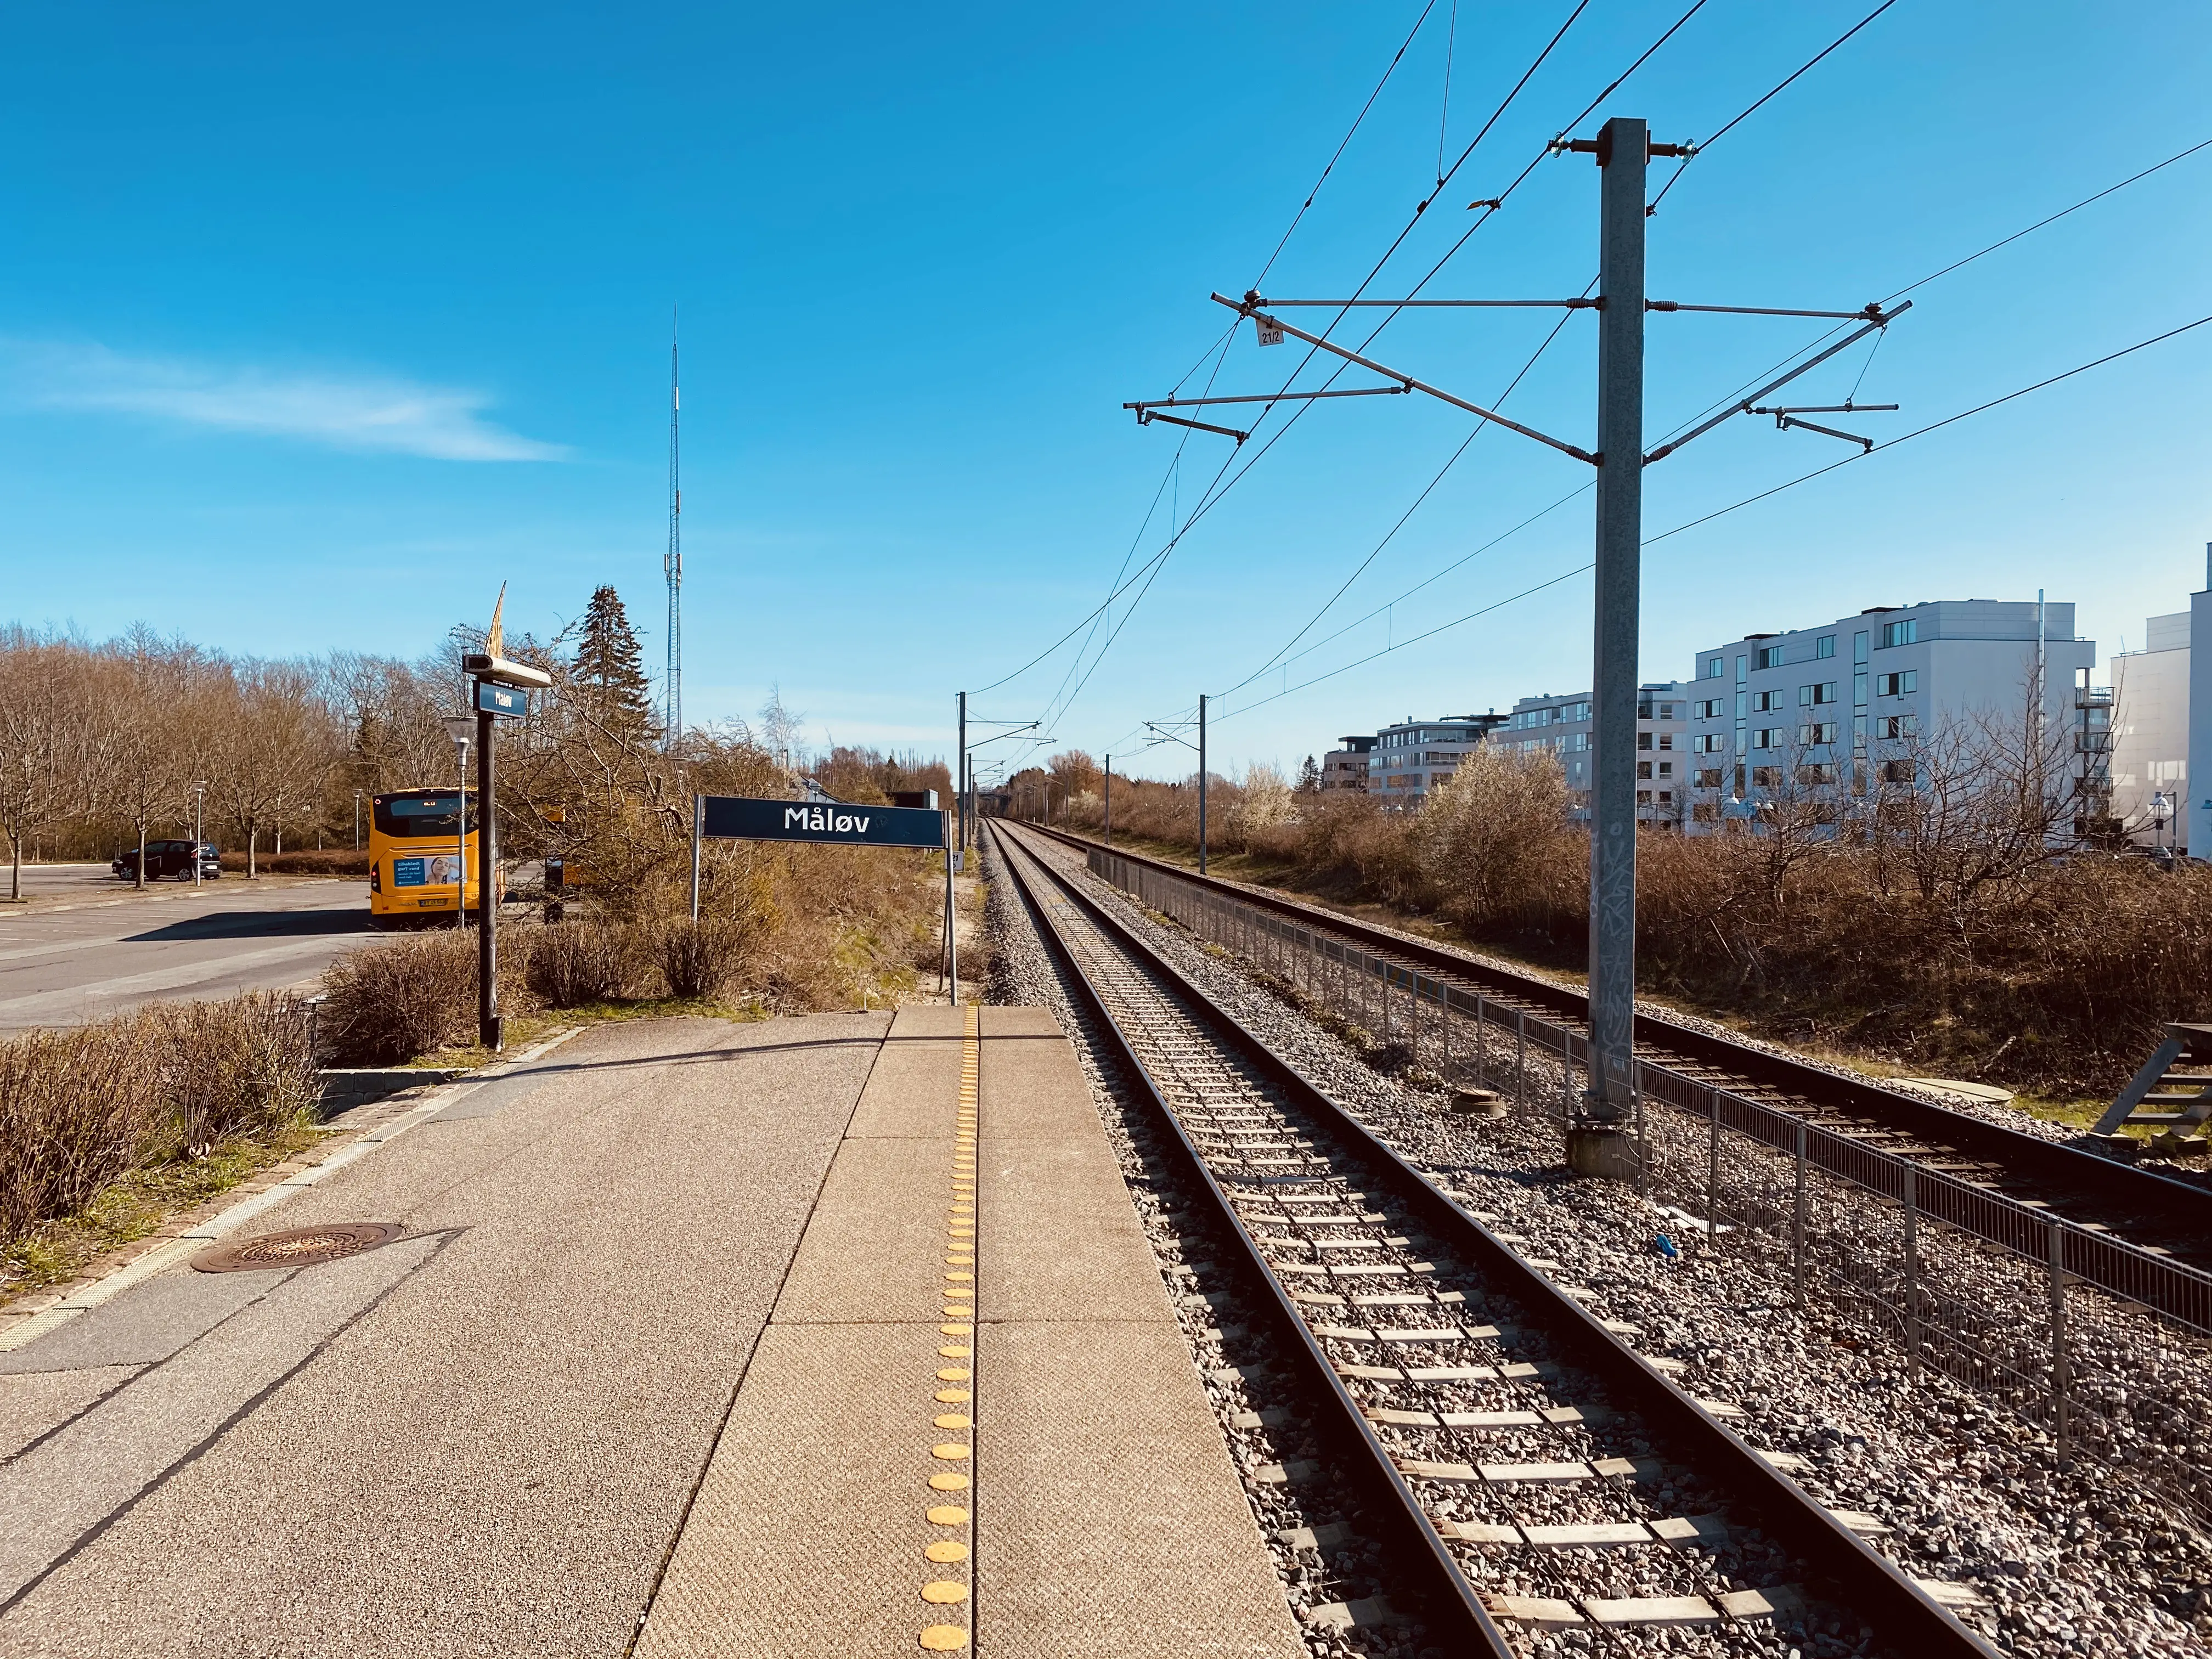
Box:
[0,633,101,899]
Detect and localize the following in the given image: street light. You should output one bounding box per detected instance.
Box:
[2152,789,2172,854]
[353,789,363,853]
[441,715,474,929]
[190,781,207,888]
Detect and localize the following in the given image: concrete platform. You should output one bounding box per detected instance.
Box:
[637,1004,1304,1659]
[0,1005,1301,1658]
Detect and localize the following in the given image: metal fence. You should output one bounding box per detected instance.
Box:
[1088,845,2212,1522]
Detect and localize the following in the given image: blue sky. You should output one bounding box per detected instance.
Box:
[4,1,2208,783]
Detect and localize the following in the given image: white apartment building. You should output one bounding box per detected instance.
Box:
[1367,713,1505,806]
[2110,611,2188,848]
[1683,599,2096,831]
[1491,685,1690,821]
[1319,734,1375,793]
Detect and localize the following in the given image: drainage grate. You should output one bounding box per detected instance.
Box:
[191,1222,405,1274]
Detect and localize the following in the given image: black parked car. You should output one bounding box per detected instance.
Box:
[112,840,221,881]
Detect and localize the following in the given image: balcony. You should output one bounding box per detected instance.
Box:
[2075,685,2113,709]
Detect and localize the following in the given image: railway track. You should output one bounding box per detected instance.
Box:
[992,820,1996,1657]
[1013,822,2212,1329]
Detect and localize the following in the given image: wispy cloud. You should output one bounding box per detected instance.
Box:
[8,341,566,461]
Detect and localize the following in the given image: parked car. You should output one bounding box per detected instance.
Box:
[112,840,221,881]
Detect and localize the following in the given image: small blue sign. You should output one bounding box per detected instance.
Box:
[393,856,428,888]
[700,795,945,848]
[476,681,530,718]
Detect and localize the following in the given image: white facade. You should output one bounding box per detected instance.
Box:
[2110,611,2188,848]
[1492,685,1690,822]
[1320,734,1374,793]
[1683,599,2095,832]
[1368,714,1504,806]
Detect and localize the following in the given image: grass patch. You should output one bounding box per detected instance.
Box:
[1,1113,330,1307]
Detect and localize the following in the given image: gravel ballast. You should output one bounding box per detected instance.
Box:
[985,823,2212,1659]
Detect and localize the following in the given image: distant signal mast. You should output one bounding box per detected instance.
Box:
[664,310,682,746]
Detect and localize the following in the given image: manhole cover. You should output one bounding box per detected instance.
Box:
[191,1222,406,1274]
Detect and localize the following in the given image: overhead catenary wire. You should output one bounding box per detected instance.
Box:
[1211,307,2212,726]
[1016,0,1728,753]
[1646,0,1901,216]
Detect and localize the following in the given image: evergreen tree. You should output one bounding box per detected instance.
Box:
[571,586,657,737]
[1297,754,1321,793]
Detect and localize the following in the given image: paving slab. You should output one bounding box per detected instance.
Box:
[642,1005,1301,1659]
[0,1012,885,1657]
[972,1003,1304,1659]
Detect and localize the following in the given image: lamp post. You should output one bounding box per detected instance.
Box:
[191,781,207,888]
[2152,789,2172,854]
[353,789,363,853]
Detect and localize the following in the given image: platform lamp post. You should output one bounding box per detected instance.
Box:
[191,781,207,888]
[352,789,363,853]
[461,648,552,1053]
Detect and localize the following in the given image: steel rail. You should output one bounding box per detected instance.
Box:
[1015,822,2212,1304]
[989,826,1514,1655]
[993,820,1998,1658]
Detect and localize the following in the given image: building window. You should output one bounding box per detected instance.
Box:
[1756,645,1785,669]
[1853,671,1867,707]
[1707,656,1724,679]
[1798,681,1837,707]
[1636,789,1653,805]
[1877,714,1914,740]
[1875,670,1918,696]
[1693,733,1724,753]
[1658,703,1675,720]
[1735,656,1747,686]
[1657,761,1673,777]
[1695,768,1724,788]
[1657,734,1673,751]
[1751,690,1781,712]
[1637,761,1654,779]
[1879,619,1919,648]
[1695,697,1723,719]
[1882,758,1917,784]
[1751,766,1782,788]
[1852,714,1867,753]
[1637,732,1653,751]
[1799,723,1837,745]
[1816,635,1836,659]
[1796,763,1837,785]
[1854,630,1870,665]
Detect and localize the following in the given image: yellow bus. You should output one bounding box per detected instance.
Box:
[366,789,491,928]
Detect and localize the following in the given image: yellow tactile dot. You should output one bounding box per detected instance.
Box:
[938,1329,971,1341]
[934,1389,970,1403]
[935,1367,970,1381]
[931,1442,971,1461]
[934,1414,972,1430]
[925,1539,970,1563]
[939,1346,972,1358]
[929,1471,970,1491]
[921,1581,969,1605]
[945,1271,973,1282]
[941,1308,970,1319]
[918,1626,968,1651]
[927,1503,969,1524]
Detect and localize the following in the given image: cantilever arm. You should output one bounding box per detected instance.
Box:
[1643,301,1912,465]
[1209,293,1596,465]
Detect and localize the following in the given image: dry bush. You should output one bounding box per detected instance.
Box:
[1419,750,1581,937]
[0,993,319,1245]
[156,993,318,1153]
[524,920,645,1008]
[0,1022,163,1243]
[659,917,760,1001]
[217,849,371,876]
[319,927,481,1063]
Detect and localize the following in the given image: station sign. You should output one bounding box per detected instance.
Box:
[475,681,531,719]
[699,794,945,849]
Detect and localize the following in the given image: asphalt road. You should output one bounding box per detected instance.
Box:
[0,1014,887,1657]
[0,872,375,1030]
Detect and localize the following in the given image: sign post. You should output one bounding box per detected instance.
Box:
[693,794,956,1005]
[463,625,552,1053]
